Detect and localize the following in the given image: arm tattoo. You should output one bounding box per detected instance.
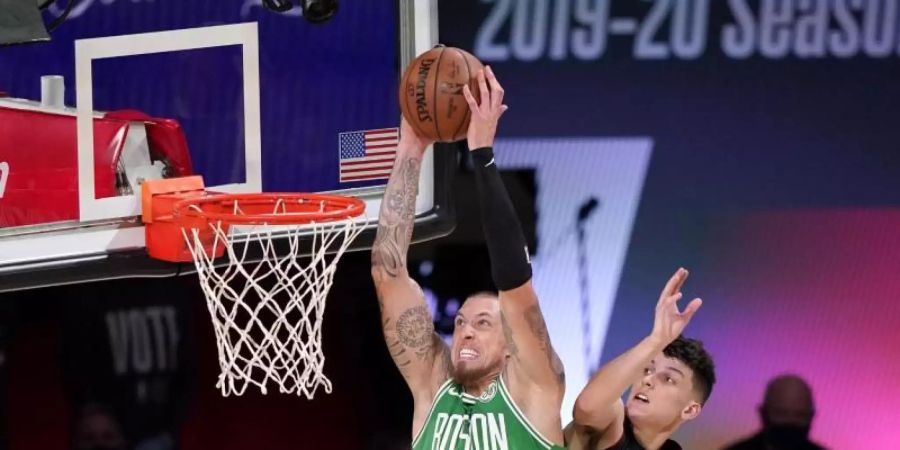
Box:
[371,156,447,383]
[396,306,436,361]
[383,316,413,376]
[525,304,565,387]
[372,158,422,278]
[501,310,518,356]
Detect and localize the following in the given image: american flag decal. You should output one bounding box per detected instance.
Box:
[338,128,399,182]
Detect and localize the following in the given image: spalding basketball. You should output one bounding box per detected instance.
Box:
[399,46,484,143]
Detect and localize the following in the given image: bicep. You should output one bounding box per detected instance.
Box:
[374,274,449,395]
[499,282,565,390]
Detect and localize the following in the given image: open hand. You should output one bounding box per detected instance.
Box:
[462,66,508,150]
[651,268,702,345]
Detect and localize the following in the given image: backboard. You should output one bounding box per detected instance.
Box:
[0,0,453,292]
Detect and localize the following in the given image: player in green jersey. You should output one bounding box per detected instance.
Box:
[371,66,565,450]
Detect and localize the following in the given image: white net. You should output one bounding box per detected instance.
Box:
[180,199,365,398]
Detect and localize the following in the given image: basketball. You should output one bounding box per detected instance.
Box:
[399,46,484,143]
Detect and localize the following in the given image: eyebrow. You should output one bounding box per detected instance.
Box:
[665,366,686,377]
[456,312,493,320]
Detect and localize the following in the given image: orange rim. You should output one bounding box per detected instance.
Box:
[172,192,366,226]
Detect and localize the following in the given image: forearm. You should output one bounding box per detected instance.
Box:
[471,147,532,291]
[472,146,563,386]
[371,141,424,280]
[574,335,665,427]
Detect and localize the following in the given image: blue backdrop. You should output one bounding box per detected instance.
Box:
[0,0,400,192]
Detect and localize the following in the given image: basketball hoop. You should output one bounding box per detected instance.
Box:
[142,176,366,398]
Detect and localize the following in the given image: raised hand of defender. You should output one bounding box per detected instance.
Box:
[651,268,703,345]
[462,66,508,150]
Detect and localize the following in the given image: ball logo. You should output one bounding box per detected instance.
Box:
[439,82,466,96]
[415,58,435,123]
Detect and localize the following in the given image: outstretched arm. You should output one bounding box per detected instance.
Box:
[462,66,565,393]
[371,120,450,406]
[572,268,702,446]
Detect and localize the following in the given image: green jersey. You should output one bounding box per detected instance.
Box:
[412,376,565,450]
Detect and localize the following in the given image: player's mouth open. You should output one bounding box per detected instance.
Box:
[634,393,650,404]
[459,348,479,360]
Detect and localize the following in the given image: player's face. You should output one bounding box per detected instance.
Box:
[625,354,701,430]
[450,294,507,385]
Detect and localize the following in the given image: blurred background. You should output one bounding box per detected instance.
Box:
[2,1,900,449]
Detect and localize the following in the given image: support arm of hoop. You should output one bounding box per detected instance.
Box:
[141,175,205,224]
[141,175,219,262]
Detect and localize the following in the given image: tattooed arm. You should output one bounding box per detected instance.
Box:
[496,283,565,446]
[499,283,565,395]
[371,119,450,435]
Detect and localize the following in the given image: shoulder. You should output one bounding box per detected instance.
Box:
[498,372,565,446]
[411,377,456,444]
[425,376,454,402]
[413,377,454,419]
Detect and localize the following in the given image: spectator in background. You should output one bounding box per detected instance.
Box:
[61,278,192,450]
[71,403,127,450]
[722,374,826,450]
